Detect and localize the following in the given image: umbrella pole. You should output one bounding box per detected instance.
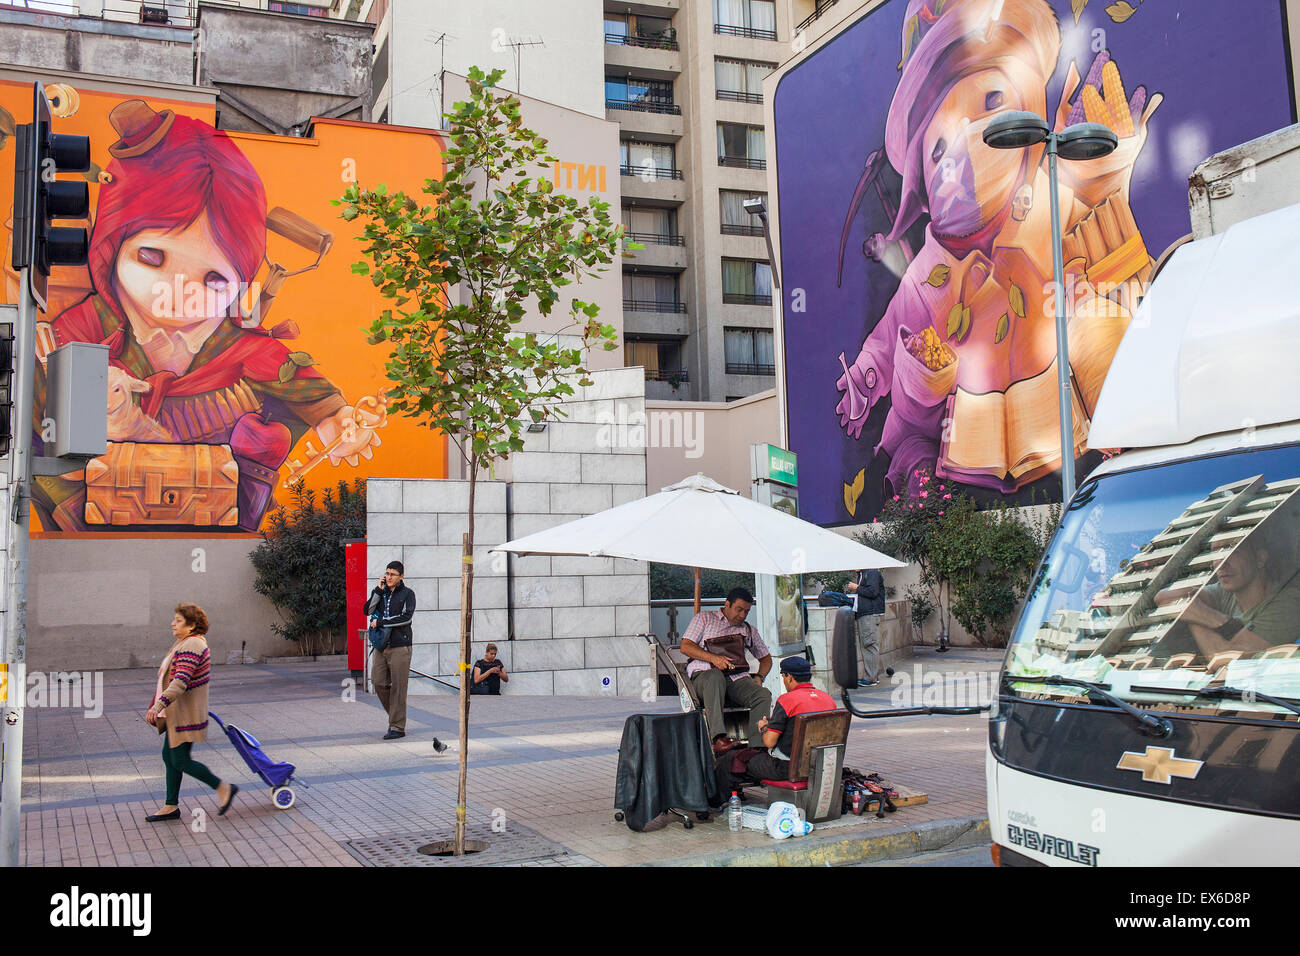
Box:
[693,566,701,615]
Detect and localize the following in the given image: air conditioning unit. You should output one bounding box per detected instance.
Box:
[140,4,168,24]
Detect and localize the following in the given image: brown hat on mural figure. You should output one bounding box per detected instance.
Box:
[108,99,175,158]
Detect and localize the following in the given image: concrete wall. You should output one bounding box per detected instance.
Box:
[368,366,653,696]
[27,537,286,671]
[377,0,606,126]
[442,72,625,371]
[197,6,375,134]
[0,7,193,85]
[645,388,779,493]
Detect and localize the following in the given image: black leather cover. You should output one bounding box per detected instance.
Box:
[831,607,859,689]
[614,711,722,831]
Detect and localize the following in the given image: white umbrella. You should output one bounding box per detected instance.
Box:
[492,474,904,611]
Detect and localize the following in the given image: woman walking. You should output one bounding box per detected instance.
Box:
[144,603,238,822]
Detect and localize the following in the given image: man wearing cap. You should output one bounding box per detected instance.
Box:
[680,587,772,751]
[365,561,417,740]
[716,656,838,794]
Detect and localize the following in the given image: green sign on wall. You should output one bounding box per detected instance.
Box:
[765,445,797,486]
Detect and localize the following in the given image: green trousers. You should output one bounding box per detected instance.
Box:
[162,739,221,805]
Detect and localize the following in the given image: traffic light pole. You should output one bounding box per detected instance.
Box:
[0,268,35,868]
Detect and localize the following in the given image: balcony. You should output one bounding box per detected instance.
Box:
[625,231,685,246]
[718,155,767,170]
[721,223,764,237]
[723,292,772,306]
[725,362,775,376]
[795,0,839,33]
[624,299,687,313]
[717,90,762,104]
[623,236,687,270]
[606,32,680,51]
[644,367,690,382]
[606,98,680,115]
[713,23,777,40]
[620,164,683,180]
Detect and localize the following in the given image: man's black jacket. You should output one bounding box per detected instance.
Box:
[365,583,416,647]
[614,711,721,831]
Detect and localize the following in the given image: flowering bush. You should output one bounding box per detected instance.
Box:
[858,469,1060,647]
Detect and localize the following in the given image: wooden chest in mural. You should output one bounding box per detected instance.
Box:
[84,442,240,526]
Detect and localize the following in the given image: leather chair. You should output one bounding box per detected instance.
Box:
[757,709,852,823]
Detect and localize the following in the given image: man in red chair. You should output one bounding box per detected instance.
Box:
[716,656,837,793]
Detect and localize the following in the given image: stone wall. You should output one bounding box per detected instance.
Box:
[366,367,654,696]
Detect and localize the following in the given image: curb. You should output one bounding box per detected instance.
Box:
[638,815,990,868]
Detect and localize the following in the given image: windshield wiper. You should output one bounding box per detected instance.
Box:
[1002,673,1173,738]
[1128,683,1300,716]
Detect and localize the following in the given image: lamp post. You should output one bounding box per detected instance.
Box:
[982,111,1117,504]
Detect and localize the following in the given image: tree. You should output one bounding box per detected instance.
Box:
[338,67,620,855]
[860,470,1061,647]
[250,479,366,655]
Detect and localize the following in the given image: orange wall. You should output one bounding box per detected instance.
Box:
[0,82,448,536]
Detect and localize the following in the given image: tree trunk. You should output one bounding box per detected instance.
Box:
[455,465,477,856]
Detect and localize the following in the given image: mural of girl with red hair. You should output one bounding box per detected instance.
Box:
[33,100,379,532]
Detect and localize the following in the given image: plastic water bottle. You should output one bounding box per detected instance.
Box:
[727,791,742,832]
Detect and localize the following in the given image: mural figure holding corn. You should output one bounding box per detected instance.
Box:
[833,0,1160,502]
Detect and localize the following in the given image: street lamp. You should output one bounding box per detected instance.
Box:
[743,196,782,289]
[982,110,1117,503]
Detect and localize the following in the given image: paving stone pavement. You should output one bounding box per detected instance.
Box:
[13,646,999,866]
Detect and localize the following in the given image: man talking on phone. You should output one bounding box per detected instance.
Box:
[365,560,417,739]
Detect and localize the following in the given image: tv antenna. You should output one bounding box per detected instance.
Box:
[502,35,545,94]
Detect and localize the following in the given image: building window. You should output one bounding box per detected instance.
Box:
[725,328,775,375]
[270,1,329,15]
[714,0,777,39]
[720,190,766,236]
[606,13,678,49]
[606,76,679,114]
[627,338,688,382]
[722,259,773,305]
[622,206,683,245]
[624,272,686,313]
[620,141,681,180]
[715,58,775,104]
[717,123,766,169]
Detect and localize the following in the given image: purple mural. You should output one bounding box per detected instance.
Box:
[775,0,1295,525]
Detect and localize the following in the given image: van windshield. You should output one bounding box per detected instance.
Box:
[1006,442,1300,717]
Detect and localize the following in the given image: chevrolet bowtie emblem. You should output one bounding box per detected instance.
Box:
[1117,746,1204,784]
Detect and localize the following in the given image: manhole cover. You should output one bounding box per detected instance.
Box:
[346,824,596,867]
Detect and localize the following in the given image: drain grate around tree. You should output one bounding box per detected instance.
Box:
[345,824,596,867]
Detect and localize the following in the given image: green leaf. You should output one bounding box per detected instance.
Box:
[924,264,950,288]
[278,360,296,384]
[350,262,369,275]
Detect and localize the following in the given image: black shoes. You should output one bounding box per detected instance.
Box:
[383,730,405,740]
[218,783,240,816]
[144,809,180,823]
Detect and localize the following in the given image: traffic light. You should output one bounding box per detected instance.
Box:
[11,82,90,311]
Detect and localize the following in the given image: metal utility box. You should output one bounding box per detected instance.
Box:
[45,342,108,459]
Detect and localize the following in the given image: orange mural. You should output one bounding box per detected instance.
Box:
[0,81,447,536]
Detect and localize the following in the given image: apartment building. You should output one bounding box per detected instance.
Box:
[607,0,793,402]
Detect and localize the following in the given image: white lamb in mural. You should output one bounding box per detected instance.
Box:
[106,366,172,443]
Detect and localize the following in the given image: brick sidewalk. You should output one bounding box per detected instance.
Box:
[14,647,998,866]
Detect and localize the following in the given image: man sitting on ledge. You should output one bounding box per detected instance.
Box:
[716,656,838,794]
[680,587,772,753]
